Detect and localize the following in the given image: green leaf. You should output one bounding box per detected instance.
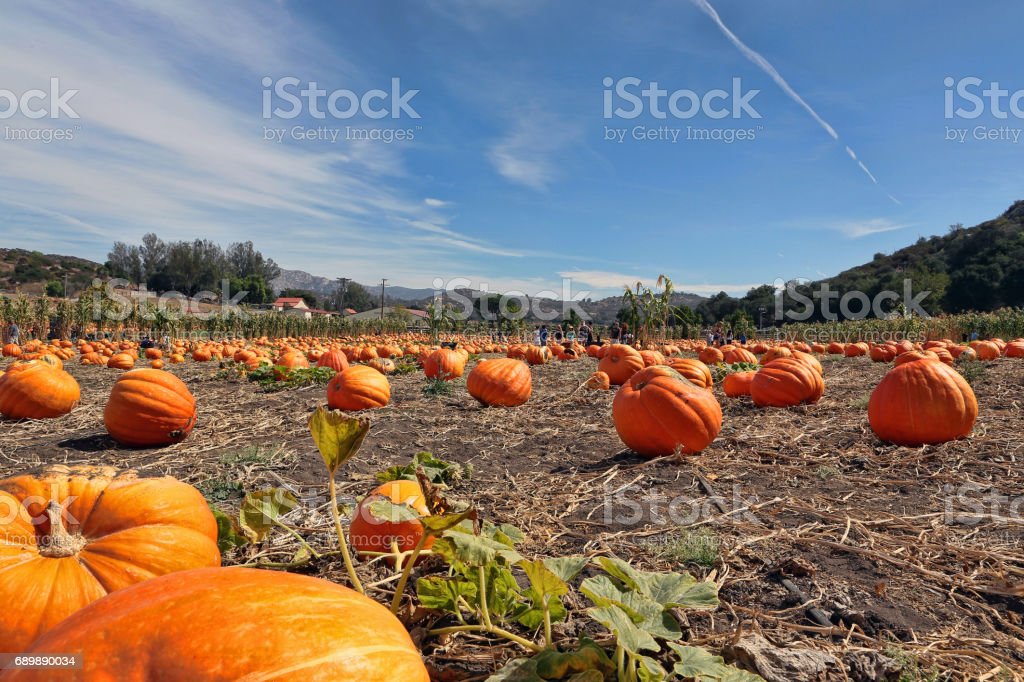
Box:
[543,556,589,583]
[365,497,422,524]
[580,575,680,640]
[238,488,299,542]
[486,564,525,621]
[308,407,369,475]
[416,575,478,614]
[521,559,570,599]
[420,508,476,535]
[210,506,248,552]
[594,556,719,610]
[486,637,613,681]
[484,521,526,547]
[435,528,524,567]
[634,654,668,682]
[667,644,765,681]
[587,605,659,654]
[377,451,466,486]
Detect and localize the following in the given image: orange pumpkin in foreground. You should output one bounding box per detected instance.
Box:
[422,348,465,380]
[327,365,391,411]
[317,349,350,373]
[584,370,611,390]
[868,358,978,446]
[612,366,722,457]
[466,358,532,407]
[6,567,428,682]
[722,371,756,397]
[0,361,80,419]
[350,479,434,562]
[666,357,713,389]
[598,344,645,386]
[0,465,220,653]
[751,358,825,407]
[104,369,197,447]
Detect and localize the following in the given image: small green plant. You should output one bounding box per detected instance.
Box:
[956,359,986,386]
[650,527,720,569]
[378,451,470,486]
[247,365,335,391]
[197,476,245,502]
[711,362,759,384]
[423,376,455,397]
[884,646,948,682]
[816,465,841,481]
[220,444,288,468]
[849,394,870,409]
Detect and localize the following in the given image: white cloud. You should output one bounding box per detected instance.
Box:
[833,218,911,239]
[557,270,758,296]
[424,197,450,208]
[488,113,579,190]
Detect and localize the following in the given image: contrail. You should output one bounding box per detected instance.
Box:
[690,0,897,202]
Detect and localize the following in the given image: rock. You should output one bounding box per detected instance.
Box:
[846,651,901,681]
[723,634,843,682]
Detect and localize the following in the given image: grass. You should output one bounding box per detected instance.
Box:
[423,377,457,397]
[197,476,245,502]
[651,527,720,569]
[815,465,841,481]
[956,359,987,386]
[220,444,289,468]
[884,646,950,682]
[849,394,871,409]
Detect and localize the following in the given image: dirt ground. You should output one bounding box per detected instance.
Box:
[2,354,1022,680]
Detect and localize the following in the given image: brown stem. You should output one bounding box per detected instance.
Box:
[39,500,86,558]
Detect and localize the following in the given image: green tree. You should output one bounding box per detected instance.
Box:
[45,280,64,297]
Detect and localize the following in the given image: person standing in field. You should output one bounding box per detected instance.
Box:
[610,321,621,342]
[5,322,19,345]
[539,324,549,346]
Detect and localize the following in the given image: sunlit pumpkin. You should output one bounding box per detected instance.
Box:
[598,344,645,386]
[326,365,391,411]
[350,479,434,563]
[0,361,80,419]
[751,358,825,407]
[466,358,531,407]
[104,369,197,447]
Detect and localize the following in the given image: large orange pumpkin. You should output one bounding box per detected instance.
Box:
[698,346,724,365]
[6,567,428,682]
[612,366,722,457]
[0,465,219,652]
[466,358,532,407]
[422,348,465,380]
[666,358,713,389]
[317,349,350,373]
[724,347,757,364]
[0,361,80,419]
[350,479,434,563]
[104,369,197,447]
[598,344,645,385]
[1,344,21,358]
[584,370,611,390]
[751,358,825,407]
[326,365,391,411]
[722,371,756,397]
[868,359,978,446]
[106,352,135,370]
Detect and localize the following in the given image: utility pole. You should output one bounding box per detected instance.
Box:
[380,279,387,323]
[335,277,349,311]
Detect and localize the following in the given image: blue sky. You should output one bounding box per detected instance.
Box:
[1,0,1022,298]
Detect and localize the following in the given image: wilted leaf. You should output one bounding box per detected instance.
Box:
[421,508,477,535]
[210,506,248,552]
[486,638,613,681]
[667,643,765,681]
[378,451,465,486]
[587,605,659,654]
[365,497,422,524]
[238,488,299,542]
[435,529,524,567]
[416,575,478,614]
[595,556,719,610]
[635,654,668,681]
[308,407,369,474]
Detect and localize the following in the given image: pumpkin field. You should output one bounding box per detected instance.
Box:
[0,333,1022,681]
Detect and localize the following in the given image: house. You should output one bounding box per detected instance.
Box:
[271,297,308,312]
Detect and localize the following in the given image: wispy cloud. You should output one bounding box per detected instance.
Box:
[488,112,579,190]
[558,270,758,296]
[690,0,894,198]
[424,197,450,208]
[832,218,911,239]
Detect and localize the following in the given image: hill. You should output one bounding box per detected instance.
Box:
[0,249,104,296]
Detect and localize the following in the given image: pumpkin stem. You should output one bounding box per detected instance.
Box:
[38,500,86,558]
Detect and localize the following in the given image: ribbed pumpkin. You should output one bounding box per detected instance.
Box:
[317,349,350,373]
[761,346,793,364]
[598,344,645,385]
[724,347,757,364]
[612,366,722,457]
[143,348,162,360]
[584,370,611,390]
[791,350,824,375]
[870,344,897,363]
[524,345,552,366]
[868,359,978,446]
[423,348,465,380]
[751,358,825,407]
[1006,341,1024,358]
[5,567,428,682]
[0,465,219,652]
[106,352,135,370]
[466,358,532,407]
[639,350,666,367]
[326,365,391,411]
[0,361,80,419]
[366,357,397,375]
[666,357,713,389]
[104,369,197,447]
[722,371,756,397]
[971,340,1001,361]
[698,346,724,365]
[350,479,433,562]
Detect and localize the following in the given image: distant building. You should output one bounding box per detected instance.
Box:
[271,297,308,312]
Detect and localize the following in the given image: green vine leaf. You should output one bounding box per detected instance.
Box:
[238,488,299,542]
[210,505,248,552]
[416,575,478,614]
[667,643,765,681]
[308,407,369,475]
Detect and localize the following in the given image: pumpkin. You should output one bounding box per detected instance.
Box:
[1005,341,1024,358]
[722,371,756,397]
[666,357,713,389]
[350,479,434,562]
[106,352,135,370]
[723,347,757,364]
[791,350,824,375]
[0,361,80,419]
[868,358,978,446]
[612,366,722,457]
[466,358,531,407]
[1,344,21,358]
[422,348,465,380]
[144,348,162,360]
[639,350,665,367]
[826,342,846,355]
[524,345,552,366]
[894,350,940,366]
[191,348,212,362]
[326,365,391,411]
[366,357,397,375]
[843,342,869,357]
[0,465,219,652]
[870,344,897,363]
[104,369,197,447]
[317,349,350,373]
[6,567,428,682]
[698,346,724,365]
[971,340,1000,361]
[584,370,611,390]
[761,346,793,364]
[750,358,825,407]
[598,344,645,386]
